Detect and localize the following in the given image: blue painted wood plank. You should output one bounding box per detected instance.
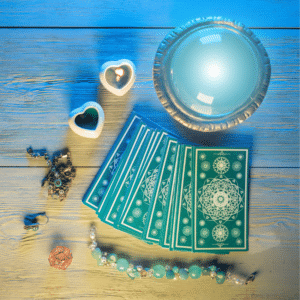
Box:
[0,0,298,28]
[0,168,298,299]
[0,29,298,167]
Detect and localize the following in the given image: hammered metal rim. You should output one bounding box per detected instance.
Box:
[153,16,271,132]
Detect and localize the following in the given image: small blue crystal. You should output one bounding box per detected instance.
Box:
[166,270,175,279]
[179,268,189,280]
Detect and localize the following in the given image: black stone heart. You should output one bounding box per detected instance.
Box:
[105,66,130,89]
[75,108,99,130]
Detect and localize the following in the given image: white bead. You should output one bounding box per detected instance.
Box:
[210,271,217,278]
[89,241,97,250]
[136,266,143,272]
[89,245,96,251]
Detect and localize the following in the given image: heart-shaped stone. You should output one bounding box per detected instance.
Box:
[68,102,105,138]
[99,59,136,96]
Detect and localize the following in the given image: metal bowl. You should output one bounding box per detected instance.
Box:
[153,17,271,132]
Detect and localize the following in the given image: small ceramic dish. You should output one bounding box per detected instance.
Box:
[153,17,271,132]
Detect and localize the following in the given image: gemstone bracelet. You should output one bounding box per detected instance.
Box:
[89,226,255,284]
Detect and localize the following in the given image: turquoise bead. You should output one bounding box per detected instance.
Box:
[133,269,141,278]
[172,266,179,273]
[188,265,202,279]
[153,265,166,278]
[116,258,129,272]
[107,253,118,263]
[127,268,141,280]
[179,268,189,280]
[91,248,102,260]
[166,270,175,279]
[127,272,136,280]
[216,271,226,284]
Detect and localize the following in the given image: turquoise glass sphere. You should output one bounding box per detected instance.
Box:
[153,265,166,278]
[188,265,202,279]
[169,27,262,116]
[154,17,271,131]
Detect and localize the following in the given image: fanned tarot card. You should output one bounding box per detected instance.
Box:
[98,128,157,225]
[113,130,162,230]
[193,148,249,252]
[82,113,142,211]
[170,145,194,252]
[142,139,178,244]
[115,132,168,239]
[97,123,149,221]
[82,111,249,253]
[159,143,181,248]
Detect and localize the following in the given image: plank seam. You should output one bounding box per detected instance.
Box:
[0,26,299,30]
[0,166,299,169]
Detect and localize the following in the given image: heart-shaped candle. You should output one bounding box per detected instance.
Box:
[99,59,136,96]
[68,102,105,138]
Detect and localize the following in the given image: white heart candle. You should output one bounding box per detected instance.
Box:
[68,102,105,138]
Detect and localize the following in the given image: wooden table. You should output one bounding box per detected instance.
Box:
[0,1,299,299]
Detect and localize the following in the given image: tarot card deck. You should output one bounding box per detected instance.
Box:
[83,112,249,253]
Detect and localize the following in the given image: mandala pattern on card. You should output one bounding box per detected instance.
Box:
[197,175,244,223]
[212,224,229,242]
[141,167,159,204]
[213,157,230,174]
[182,183,192,218]
[232,161,242,172]
[200,228,210,238]
[201,161,211,171]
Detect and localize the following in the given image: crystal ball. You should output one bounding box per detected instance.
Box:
[153,17,271,131]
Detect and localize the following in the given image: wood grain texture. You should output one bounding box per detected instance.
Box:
[0,29,299,167]
[0,0,298,28]
[0,168,299,300]
[0,12,299,298]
